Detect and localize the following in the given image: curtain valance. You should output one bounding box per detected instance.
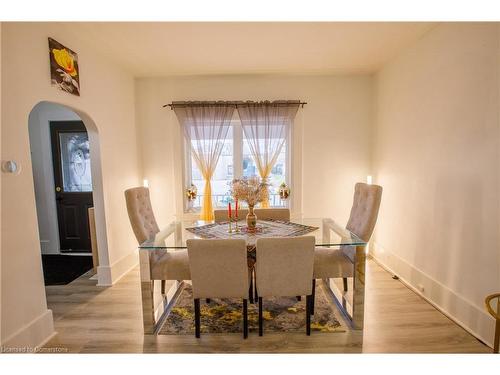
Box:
[168,100,305,109]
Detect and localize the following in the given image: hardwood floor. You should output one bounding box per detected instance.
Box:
[44,258,490,353]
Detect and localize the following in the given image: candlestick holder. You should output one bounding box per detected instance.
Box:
[227,217,233,233]
[234,214,240,232]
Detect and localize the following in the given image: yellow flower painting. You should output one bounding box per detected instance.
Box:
[48,38,80,96]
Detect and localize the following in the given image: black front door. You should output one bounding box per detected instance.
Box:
[50,121,93,253]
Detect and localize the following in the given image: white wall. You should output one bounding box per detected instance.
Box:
[135,75,373,228]
[372,23,500,346]
[28,103,80,254]
[1,23,141,348]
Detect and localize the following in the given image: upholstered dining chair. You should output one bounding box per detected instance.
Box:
[214,207,292,303]
[255,236,315,336]
[213,208,290,222]
[312,182,382,313]
[255,208,290,221]
[485,293,500,353]
[187,239,250,338]
[125,187,191,294]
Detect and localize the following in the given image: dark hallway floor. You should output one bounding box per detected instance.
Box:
[41,254,94,285]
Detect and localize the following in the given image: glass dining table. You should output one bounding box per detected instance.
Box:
[138,217,368,334]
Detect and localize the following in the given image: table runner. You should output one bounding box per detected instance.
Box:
[186,219,318,245]
[185,219,318,266]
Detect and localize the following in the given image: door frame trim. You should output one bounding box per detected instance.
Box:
[29,101,111,286]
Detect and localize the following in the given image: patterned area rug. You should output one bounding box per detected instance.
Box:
[159,281,344,335]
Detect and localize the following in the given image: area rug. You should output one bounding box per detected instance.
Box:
[159,280,344,335]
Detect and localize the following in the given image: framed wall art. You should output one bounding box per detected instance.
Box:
[48,37,80,96]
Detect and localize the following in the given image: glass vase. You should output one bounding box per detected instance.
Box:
[246,204,257,231]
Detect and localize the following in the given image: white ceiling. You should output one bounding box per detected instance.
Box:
[63,22,436,77]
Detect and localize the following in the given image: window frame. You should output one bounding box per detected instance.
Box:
[183,118,292,213]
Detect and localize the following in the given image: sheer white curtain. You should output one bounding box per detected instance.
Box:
[237,101,300,207]
[174,103,235,220]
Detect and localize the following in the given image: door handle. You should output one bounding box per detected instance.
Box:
[55,186,62,192]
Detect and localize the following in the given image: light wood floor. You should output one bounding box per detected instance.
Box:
[44,258,490,353]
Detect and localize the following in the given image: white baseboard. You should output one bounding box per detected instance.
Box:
[96,249,138,286]
[1,309,55,350]
[370,242,495,349]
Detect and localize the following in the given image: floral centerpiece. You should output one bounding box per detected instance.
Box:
[231,177,269,230]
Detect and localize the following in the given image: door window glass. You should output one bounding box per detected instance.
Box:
[59,132,92,192]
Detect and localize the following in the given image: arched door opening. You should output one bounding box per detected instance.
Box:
[28,101,109,286]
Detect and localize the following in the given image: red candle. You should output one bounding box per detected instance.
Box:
[228,202,232,219]
[235,199,238,217]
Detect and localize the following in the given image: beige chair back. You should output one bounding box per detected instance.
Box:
[214,208,249,222]
[187,239,249,299]
[255,236,315,297]
[346,183,383,242]
[255,208,290,221]
[213,208,290,222]
[125,187,160,244]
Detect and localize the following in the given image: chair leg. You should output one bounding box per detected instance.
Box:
[254,277,259,301]
[194,298,201,338]
[306,295,311,336]
[311,279,316,315]
[243,299,248,339]
[249,275,254,304]
[258,297,263,336]
[161,280,166,295]
[343,277,348,292]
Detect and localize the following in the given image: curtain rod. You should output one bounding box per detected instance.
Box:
[163,101,307,109]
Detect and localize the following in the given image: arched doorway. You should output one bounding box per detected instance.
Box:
[28,101,110,286]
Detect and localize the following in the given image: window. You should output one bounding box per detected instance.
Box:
[185,119,289,211]
[242,138,287,207]
[188,127,234,209]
